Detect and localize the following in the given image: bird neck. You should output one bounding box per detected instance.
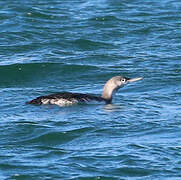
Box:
[101,88,113,103]
[101,80,118,104]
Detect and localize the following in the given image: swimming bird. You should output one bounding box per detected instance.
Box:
[26,76,142,106]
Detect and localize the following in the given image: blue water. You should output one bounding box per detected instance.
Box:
[1,0,181,179]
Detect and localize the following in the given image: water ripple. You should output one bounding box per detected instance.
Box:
[1,0,181,179]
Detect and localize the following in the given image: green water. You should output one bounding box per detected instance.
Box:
[0,0,181,179]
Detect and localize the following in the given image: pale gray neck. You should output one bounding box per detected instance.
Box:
[101,79,119,103]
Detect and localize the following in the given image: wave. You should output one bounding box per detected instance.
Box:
[0,63,102,87]
[15,126,93,145]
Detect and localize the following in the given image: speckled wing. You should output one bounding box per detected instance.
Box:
[26,92,105,105]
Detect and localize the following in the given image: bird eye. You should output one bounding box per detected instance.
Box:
[121,78,126,82]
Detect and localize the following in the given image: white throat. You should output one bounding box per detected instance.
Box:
[101,78,121,102]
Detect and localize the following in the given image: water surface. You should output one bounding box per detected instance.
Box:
[0,0,181,179]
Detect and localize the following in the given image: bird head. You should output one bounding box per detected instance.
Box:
[114,76,142,88]
[102,76,142,103]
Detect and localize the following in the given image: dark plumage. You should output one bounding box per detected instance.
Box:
[26,92,106,105]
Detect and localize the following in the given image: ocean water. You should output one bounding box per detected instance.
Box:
[0,0,181,179]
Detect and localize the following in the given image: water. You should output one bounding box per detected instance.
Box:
[0,0,181,179]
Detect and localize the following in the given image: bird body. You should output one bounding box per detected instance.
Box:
[27,92,105,106]
[26,76,142,106]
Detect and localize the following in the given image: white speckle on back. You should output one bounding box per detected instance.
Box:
[41,98,78,106]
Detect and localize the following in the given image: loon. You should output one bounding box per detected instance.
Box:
[26,76,142,106]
